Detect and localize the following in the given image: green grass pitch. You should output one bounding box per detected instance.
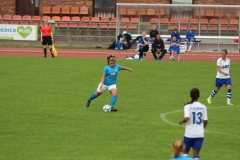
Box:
[0,56,239,160]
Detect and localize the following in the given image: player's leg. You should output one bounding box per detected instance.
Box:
[159,49,167,60]
[42,37,47,57]
[207,78,222,104]
[226,78,233,105]
[170,50,175,60]
[138,49,144,60]
[184,39,189,52]
[173,50,178,59]
[151,48,158,60]
[192,138,204,160]
[175,47,180,61]
[142,45,149,57]
[183,137,194,157]
[109,84,118,111]
[188,38,194,51]
[47,36,54,58]
[86,82,106,107]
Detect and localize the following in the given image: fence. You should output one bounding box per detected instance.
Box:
[116,3,240,51]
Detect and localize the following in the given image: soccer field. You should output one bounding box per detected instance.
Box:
[0,56,239,160]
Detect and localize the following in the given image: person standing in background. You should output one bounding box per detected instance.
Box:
[149,25,159,42]
[41,19,54,58]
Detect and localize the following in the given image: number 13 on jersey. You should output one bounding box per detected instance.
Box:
[192,112,203,124]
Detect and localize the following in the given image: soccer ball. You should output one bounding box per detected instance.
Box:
[103,104,111,112]
[134,54,139,60]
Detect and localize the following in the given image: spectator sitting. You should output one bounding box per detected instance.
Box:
[171,28,181,42]
[184,26,195,52]
[118,31,132,49]
[151,34,167,60]
[108,31,132,50]
[138,31,150,60]
[169,36,180,60]
[149,25,159,42]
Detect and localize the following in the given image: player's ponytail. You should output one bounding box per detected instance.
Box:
[172,139,185,158]
[107,55,116,64]
[184,88,200,105]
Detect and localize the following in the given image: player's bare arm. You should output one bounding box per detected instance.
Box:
[203,120,208,128]
[217,66,228,76]
[179,117,189,125]
[121,67,132,72]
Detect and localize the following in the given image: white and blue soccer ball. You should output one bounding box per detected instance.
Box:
[134,54,139,60]
[103,104,111,112]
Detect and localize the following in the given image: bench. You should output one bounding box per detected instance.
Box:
[130,34,238,53]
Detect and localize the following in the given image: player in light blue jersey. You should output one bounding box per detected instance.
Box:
[207,49,233,105]
[86,55,132,111]
[170,139,193,160]
[179,88,208,160]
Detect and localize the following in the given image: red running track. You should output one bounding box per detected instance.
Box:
[0,48,240,62]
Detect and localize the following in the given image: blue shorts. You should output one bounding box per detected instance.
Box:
[184,137,204,151]
[215,78,232,87]
[169,46,180,53]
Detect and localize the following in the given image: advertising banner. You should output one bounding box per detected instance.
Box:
[0,24,38,41]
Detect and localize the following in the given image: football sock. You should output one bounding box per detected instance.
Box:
[110,95,117,108]
[88,93,97,102]
[44,48,47,56]
[184,41,187,50]
[209,90,217,99]
[193,155,200,160]
[189,45,192,51]
[227,89,232,103]
[190,39,194,49]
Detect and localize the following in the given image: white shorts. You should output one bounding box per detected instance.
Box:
[96,82,117,93]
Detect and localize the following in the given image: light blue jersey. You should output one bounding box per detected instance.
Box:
[102,64,122,85]
[170,155,193,160]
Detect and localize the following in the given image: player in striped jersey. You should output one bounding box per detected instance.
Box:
[207,49,233,105]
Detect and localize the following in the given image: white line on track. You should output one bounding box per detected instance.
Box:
[160,105,240,137]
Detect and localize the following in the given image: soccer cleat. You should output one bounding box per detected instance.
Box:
[227,102,233,106]
[111,108,117,112]
[86,100,91,107]
[207,98,211,104]
[51,53,55,58]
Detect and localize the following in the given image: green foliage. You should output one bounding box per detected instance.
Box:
[0,57,239,160]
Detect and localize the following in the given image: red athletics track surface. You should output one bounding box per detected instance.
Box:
[0,48,240,62]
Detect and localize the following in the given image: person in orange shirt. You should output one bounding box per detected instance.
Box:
[41,19,54,58]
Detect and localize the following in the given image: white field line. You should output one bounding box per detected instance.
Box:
[160,105,240,137]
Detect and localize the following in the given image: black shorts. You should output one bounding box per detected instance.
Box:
[42,36,52,45]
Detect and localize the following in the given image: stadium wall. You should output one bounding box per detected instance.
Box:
[0,0,15,15]
[1,0,240,16]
